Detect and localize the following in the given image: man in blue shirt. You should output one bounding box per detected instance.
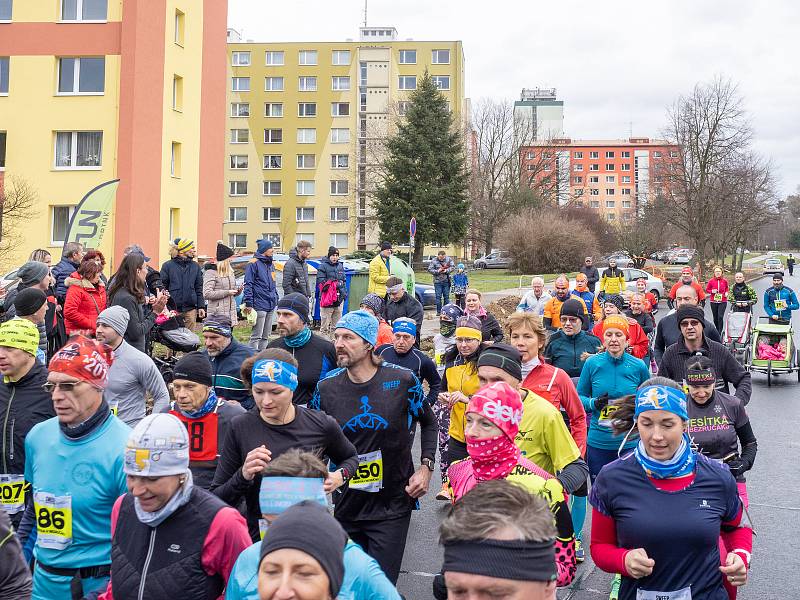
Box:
[376,317,441,406]
[764,274,799,323]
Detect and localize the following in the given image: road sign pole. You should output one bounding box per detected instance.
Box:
[409,217,417,265]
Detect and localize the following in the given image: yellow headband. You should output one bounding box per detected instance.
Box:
[455,326,482,341]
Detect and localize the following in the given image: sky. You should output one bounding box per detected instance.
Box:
[228,0,799,197]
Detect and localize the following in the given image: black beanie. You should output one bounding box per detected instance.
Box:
[773,273,784,282]
[604,294,625,310]
[173,351,213,387]
[327,246,339,258]
[476,343,523,381]
[277,292,310,324]
[14,288,48,316]
[676,304,706,327]
[259,501,347,597]
[380,241,392,251]
[559,298,586,324]
[216,242,235,262]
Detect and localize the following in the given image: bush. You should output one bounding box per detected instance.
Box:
[499,209,598,273]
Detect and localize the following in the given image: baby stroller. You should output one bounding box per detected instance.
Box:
[744,316,800,386]
[723,311,751,366]
[146,312,199,383]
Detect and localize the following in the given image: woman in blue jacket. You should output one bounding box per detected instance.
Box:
[315,246,347,336]
[242,238,279,350]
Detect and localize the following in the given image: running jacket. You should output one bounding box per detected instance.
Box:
[764,285,799,321]
[205,339,256,408]
[543,330,602,378]
[706,277,730,304]
[376,344,441,406]
[267,333,336,406]
[728,282,757,312]
[599,268,625,295]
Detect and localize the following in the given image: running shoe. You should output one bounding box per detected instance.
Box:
[575,539,585,563]
[609,573,621,600]
[435,482,450,501]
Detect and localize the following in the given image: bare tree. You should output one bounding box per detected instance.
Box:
[0,175,38,263]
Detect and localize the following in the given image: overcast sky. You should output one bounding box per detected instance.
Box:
[228,0,799,197]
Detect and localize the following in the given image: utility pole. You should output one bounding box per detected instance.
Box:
[363,0,367,27]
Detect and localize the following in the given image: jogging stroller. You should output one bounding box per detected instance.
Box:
[723,311,751,366]
[146,312,199,383]
[744,316,800,386]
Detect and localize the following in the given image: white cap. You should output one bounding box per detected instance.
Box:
[124,413,189,477]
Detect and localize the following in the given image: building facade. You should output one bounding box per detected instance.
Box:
[513,88,564,143]
[224,27,465,253]
[0,0,227,270]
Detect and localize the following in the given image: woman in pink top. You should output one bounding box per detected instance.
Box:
[706,266,730,334]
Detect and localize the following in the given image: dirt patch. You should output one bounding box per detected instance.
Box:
[486,295,522,328]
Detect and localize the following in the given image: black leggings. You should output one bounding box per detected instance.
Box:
[711,302,727,334]
[339,512,412,584]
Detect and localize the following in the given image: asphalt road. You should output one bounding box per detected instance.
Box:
[397,274,800,600]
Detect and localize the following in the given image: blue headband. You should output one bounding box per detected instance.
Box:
[252,359,299,391]
[392,319,417,337]
[634,385,688,421]
[259,476,327,516]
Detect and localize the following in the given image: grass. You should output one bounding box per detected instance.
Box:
[415,269,576,293]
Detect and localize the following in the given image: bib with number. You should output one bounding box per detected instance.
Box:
[713,293,723,302]
[0,474,26,514]
[636,586,692,600]
[598,404,619,428]
[110,403,119,417]
[259,518,269,540]
[349,450,383,492]
[170,410,219,462]
[34,491,73,550]
[775,299,787,311]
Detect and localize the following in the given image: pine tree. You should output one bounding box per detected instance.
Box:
[373,72,468,261]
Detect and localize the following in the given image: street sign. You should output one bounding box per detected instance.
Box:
[410,217,417,238]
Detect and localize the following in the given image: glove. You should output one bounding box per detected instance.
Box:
[594,393,610,411]
[726,457,747,478]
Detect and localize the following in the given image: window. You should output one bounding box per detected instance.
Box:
[621,176,631,183]
[296,207,315,222]
[232,51,251,66]
[264,128,282,143]
[298,102,317,117]
[605,151,615,158]
[606,188,615,195]
[652,151,662,158]
[606,213,616,222]
[295,233,315,247]
[331,154,348,169]
[170,142,181,177]
[51,206,75,245]
[526,152,535,159]
[606,200,615,208]
[330,206,349,221]
[232,77,250,92]
[574,151,583,159]
[296,154,315,169]
[654,176,663,183]
[230,155,248,169]
[298,50,318,66]
[298,76,317,92]
[263,181,282,195]
[330,180,348,195]
[297,128,316,144]
[589,151,598,159]
[228,207,247,222]
[231,102,250,117]
[542,152,552,159]
[331,129,350,144]
[263,207,281,222]
[229,181,248,196]
[57,57,105,94]
[174,10,185,46]
[589,164,599,171]
[329,233,347,248]
[265,51,284,66]
[621,188,632,195]
[622,200,632,208]
[543,164,552,171]
[264,103,283,117]
[262,233,281,248]
[621,151,631,158]
[0,131,5,169]
[265,77,284,91]
[398,76,416,90]
[398,101,410,115]
[574,176,583,184]
[332,50,351,65]
[432,49,450,64]
[589,175,599,183]
[0,57,7,94]
[296,181,315,196]
[228,233,247,248]
[331,102,350,116]
[526,165,535,172]
[575,189,584,196]
[605,163,615,171]
[230,129,248,143]
[173,75,183,110]
[605,175,615,183]
[0,0,10,20]
[573,164,583,172]
[590,200,600,208]
[669,150,679,158]
[54,131,102,168]
[61,0,107,21]
[332,76,350,91]
[617,163,629,172]
[432,76,450,90]
[263,154,281,169]
[589,189,599,196]
[399,49,416,64]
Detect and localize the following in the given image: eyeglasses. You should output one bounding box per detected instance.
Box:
[679,320,702,328]
[42,381,84,393]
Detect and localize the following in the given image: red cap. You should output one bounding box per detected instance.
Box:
[681,267,693,275]
[49,335,114,389]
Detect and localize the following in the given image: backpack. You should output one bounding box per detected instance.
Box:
[320,280,341,308]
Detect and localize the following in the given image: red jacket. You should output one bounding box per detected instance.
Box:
[669,280,706,301]
[705,277,730,304]
[593,318,650,360]
[63,272,107,335]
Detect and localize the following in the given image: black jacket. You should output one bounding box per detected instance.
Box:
[315,257,346,296]
[52,257,80,302]
[160,257,204,312]
[109,287,156,352]
[268,333,336,406]
[0,510,31,599]
[282,249,311,297]
[384,292,424,335]
[653,312,721,364]
[626,310,655,335]
[478,312,504,343]
[579,265,600,291]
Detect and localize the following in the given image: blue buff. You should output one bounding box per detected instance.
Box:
[259,477,327,515]
[392,319,417,336]
[634,385,688,421]
[634,433,696,479]
[252,359,299,391]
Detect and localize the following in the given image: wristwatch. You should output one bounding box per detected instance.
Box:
[421,458,435,472]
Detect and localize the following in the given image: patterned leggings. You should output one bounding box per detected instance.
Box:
[433,402,451,483]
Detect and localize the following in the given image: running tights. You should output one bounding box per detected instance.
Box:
[570,494,588,542]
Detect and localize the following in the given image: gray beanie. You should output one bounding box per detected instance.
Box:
[97,305,131,336]
[17,261,50,287]
[124,413,189,476]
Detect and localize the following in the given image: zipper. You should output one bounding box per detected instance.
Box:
[2,387,15,472]
[8,418,14,461]
[138,528,157,600]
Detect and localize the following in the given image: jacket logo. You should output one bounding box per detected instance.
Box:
[167,544,182,553]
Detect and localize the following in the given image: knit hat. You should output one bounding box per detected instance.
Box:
[327,246,339,258]
[476,343,522,381]
[174,237,195,253]
[49,335,114,388]
[202,314,233,337]
[13,288,47,317]
[455,315,483,341]
[392,317,417,337]
[216,242,235,262]
[0,318,40,357]
[277,292,310,324]
[336,309,378,346]
[602,315,630,335]
[17,261,50,287]
[559,298,586,325]
[259,501,347,598]
[604,294,625,311]
[97,305,131,336]
[124,413,190,477]
[773,273,784,281]
[172,351,213,387]
[257,238,274,254]
[380,241,392,251]
[359,293,384,316]
[467,382,524,442]
[126,244,151,262]
[676,305,706,327]
[440,303,464,322]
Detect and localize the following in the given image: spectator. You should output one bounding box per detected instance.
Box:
[384,276,424,340]
[203,241,239,325]
[51,241,85,303]
[428,250,455,315]
[464,288,504,343]
[580,256,600,292]
[359,293,394,346]
[13,288,49,361]
[161,237,205,330]
[29,248,52,266]
[7,261,66,359]
[598,258,625,298]
[64,251,107,336]
[316,246,347,336]
[283,239,313,299]
[543,298,602,378]
[654,284,720,365]
[368,242,393,296]
[452,263,469,309]
[242,238,279,350]
[201,314,256,409]
[122,244,163,295]
[788,253,796,276]
[517,276,552,314]
[376,317,442,406]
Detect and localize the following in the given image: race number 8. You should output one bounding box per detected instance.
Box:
[189,421,205,453]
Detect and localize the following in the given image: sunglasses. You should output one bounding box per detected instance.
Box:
[42,381,85,393]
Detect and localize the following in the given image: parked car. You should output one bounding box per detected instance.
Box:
[569,267,664,307]
[602,252,634,268]
[474,251,512,269]
[415,283,436,309]
[0,267,21,293]
[763,258,784,276]
[666,249,695,264]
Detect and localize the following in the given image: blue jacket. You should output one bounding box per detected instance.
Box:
[160,257,204,312]
[571,289,597,324]
[52,258,80,302]
[225,538,401,600]
[315,257,346,292]
[543,330,602,378]
[243,252,278,312]
[764,285,799,320]
[205,339,256,409]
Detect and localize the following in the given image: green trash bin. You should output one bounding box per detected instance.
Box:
[346,272,370,313]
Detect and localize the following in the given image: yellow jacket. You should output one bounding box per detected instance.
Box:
[445,362,482,443]
[599,269,626,295]
[368,254,391,296]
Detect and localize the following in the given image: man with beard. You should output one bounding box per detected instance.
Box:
[543,276,588,331]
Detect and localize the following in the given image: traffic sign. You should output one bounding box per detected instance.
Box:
[410,217,417,238]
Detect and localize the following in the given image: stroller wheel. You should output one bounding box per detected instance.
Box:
[767,361,772,387]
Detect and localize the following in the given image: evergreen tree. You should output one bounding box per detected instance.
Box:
[373,72,468,261]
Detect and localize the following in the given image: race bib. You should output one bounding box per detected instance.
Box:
[110,403,119,417]
[259,518,268,540]
[775,299,787,311]
[349,450,383,493]
[34,491,73,550]
[713,293,723,302]
[0,474,26,514]
[636,586,692,600]
[598,405,619,428]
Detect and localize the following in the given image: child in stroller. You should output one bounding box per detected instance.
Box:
[146,306,199,382]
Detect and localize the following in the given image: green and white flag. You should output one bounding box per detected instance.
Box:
[64,179,120,248]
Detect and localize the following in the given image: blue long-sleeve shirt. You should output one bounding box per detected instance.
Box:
[375,344,442,406]
[764,286,799,321]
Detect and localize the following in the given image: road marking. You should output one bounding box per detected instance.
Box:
[400,570,438,577]
[751,502,800,512]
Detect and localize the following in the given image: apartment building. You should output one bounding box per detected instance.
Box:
[0,0,227,269]
[521,137,679,223]
[224,27,465,253]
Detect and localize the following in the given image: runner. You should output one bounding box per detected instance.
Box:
[166,351,246,489]
[727,272,757,313]
[763,273,798,323]
[97,413,251,599]
[225,449,400,600]
[311,310,437,584]
[376,317,441,407]
[668,266,706,307]
[626,294,655,336]
[543,276,589,331]
[517,276,552,315]
[581,256,600,292]
[654,285,721,365]
[788,253,795,277]
[635,277,658,314]
[592,295,650,361]
[543,299,602,377]
[202,314,256,409]
[571,273,601,328]
[447,382,576,586]
[20,336,129,599]
[358,293,394,346]
[707,266,730,334]
[591,382,751,600]
[433,303,463,375]
[0,509,31,597]
[211,348,358,541]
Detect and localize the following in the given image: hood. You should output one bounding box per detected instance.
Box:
[254,252,273,264]
[204,263,217,272]
[65,272,103,290]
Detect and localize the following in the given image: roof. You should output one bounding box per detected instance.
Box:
[526,138,673,147]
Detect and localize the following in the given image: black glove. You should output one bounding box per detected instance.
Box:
[726,457,748,478]
[594,393,610,411]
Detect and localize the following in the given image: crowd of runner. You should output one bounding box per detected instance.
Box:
[0,240,789,599]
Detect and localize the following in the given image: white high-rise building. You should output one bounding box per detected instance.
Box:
[513,88,564,143]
